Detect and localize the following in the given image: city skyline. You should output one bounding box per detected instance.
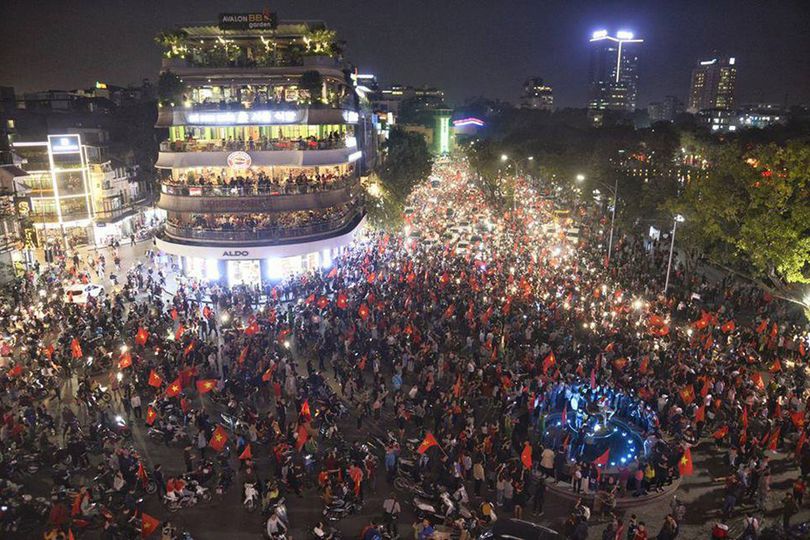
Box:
[2,0,810,109]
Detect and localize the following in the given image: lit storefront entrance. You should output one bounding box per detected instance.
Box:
[227,260,261,287]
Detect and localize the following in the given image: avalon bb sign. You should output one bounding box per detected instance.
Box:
[219,11,277,30]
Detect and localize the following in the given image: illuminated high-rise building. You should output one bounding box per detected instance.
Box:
[520,78,554,111]
[587,30,643,118]
[687,56,736,113]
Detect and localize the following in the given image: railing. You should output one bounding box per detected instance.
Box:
[164,209,363,243]
[160,137,347,153]
[160,177,355,198]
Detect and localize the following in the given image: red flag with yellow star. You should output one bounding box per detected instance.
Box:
[165,377,182,398]
[145,406,158,426]
[196,379,217,394]
[678,447,694,476]
[209,425,228,452]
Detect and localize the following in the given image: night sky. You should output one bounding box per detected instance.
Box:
[2,0,810,108]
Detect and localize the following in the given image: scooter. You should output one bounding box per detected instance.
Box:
[243,482,259,512]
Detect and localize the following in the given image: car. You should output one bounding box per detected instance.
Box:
[64,284,105,304]
[478,519,560,540]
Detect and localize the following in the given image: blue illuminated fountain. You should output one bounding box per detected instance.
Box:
[542,393,648,467]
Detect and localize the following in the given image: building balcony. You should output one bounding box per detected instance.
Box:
[161,54,343,77]
[162,208,364,246]
[155,146,361,169]
[155,105,358,128]
[158,178,360,214]
[160,136,349,153]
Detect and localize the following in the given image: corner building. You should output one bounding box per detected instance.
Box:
[154,17,370,286]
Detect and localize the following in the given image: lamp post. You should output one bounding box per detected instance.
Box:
[577,175,618,265]
[664,214,685,294]
[500,154,534,211]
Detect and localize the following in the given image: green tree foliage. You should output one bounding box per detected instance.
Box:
[157,71,186,106]
[670,141,810,298]
[372,127,433,227]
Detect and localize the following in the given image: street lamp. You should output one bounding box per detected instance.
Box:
[664,214,685,294]
[576,174,585,182]
[584,177,619,265]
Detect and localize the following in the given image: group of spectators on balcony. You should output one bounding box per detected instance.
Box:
[168,202,359,236]
[166,131,347,153]
[165,168,353,196]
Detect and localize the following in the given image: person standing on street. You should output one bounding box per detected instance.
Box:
[383,493,401,538]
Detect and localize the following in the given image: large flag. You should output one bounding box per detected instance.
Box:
[145,407,158,426]
[141,512,160,538]
[326,267,338,279]
[712,425,729,439]
[196,379,217,394]
[135,327,149,346]
[244,320,259,336]
[751,372,765,391]
[118,352,132,369]
[165,377,182,398]
[417,432,440,454]
[791,411,805,429]
[694,405,706,423]
[174,324,185,341]
[720,320,736,333]
[678,447,694,476]
[295,423,310,451]
[358,304,370,321]
[521,443,532,469]
[317,296,329,309]
[209,425,228,452]
[70,338,83,359]
[769,359,782,373]
[679,385,695,405]
[336,293,349,310]
[147,370,162,388]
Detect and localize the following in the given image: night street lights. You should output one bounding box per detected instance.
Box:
[664,214,685,294]
[500,154,535,210]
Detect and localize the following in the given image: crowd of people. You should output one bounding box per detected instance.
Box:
[164,131,348,153]
[0,158,808,540]
[163,168,354,196]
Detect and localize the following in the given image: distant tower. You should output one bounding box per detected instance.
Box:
[587,30,643,116]
[688,55,736,113]
[520,78,554,110]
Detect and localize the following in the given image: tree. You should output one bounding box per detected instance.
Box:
[372,127,433,228]
[157,71,186,106]
[299,71,323,105]
[668,141,810,308]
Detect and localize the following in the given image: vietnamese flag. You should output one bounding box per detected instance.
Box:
[542,351,556,375]
[336,292,349,309]
[770,323,779,338]
[209,425,228,452]
[180,397,191,415]
[244,320,259,336]
[238,444,252,461]
[767,427,781,451]
[593,448,610,468]
[366,272,376,284]
[679,385,695,405]
[118,352,132,369]
[521,442,532,469]
[296,423,310,451]
[44,343,55,360]
[639,356,649,374]
[317,296,329,309]
[769,359,782,373]
[417,432,440,454]
[678,447,694,476]
[141,512,160,538]
[145,406,158,426]
[170,308,178,321]
[8,364,23,378]
[756,319,768,334]
[712,425,729,439]
[305,293,315,305]
[261,367,274,382]
[165,377,182,398]
[443,304,456,320]
[700,378,712,397]
[196,379,217,394]
[751,372,765,391]
[791,411,805,429]
[238,345,249,365]
[358,304,370,321]
[135,327,149,346]
[174,324,185,341]
[741,407,749,429]
[70,338,83,359]
[147,370,162,388]
[720,320,736,333]
[694,405,706,423]
[326,266,338,279]
[613,357,628,371]
[300,400,312,422]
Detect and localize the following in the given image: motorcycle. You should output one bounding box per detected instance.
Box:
[322,497,362,521]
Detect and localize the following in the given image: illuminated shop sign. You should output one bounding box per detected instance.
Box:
[342,111,359,124]
[453,117,485,127]
[185,110,302,125]
[226,151,252,170]
[48,135,81,154]
[218,11,277,31]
